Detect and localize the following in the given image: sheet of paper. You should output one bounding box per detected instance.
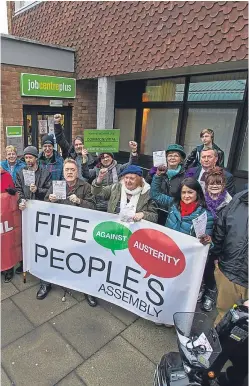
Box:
[153,151,167,167]
[23,170,35,187]
[48,116,55,135]
[38,120,48,135]
[192,211,207,238]
[53,181,67,199]
[119,204,136,223]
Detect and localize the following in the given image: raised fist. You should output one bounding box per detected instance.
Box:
[156,165,167,176]
[97,168,108,183]
[129,141,138,152]
[54,114,62,124]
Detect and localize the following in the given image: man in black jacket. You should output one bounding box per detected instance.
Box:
[185,148,235,196]
[15,146,52,299]
[53,114,96,178]
[211,190,248,325]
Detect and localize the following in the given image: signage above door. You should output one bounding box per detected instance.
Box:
[20,73,76,98]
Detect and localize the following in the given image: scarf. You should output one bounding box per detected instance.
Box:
[120,180,143,212]
[205,190,227,219]
[180,200,198,217]
[167,165,182,181]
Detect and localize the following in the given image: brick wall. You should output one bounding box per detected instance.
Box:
[8,1,248,79]
[1,64,97,156]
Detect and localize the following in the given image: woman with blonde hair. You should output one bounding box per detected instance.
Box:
[0,145,25,182]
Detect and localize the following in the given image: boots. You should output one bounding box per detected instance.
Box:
[202,289,217,312]
[4,268,14,283]
[15,262,23,274]
[85,295,97,307]
[36,283,52,300]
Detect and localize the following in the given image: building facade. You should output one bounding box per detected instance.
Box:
[4,1,248,186]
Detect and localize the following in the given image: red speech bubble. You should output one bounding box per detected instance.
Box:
[128,229,186,278]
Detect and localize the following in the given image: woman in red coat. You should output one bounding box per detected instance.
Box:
[0,167,17,282]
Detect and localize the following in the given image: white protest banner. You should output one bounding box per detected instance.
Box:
[53,181,66,199]
[23,170,35,186]
[22,201,209,325]
[153,151,167,167]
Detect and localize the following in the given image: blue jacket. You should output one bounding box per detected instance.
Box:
[38,150,63,181]
[0,159,26,182]
[151,175,214,237]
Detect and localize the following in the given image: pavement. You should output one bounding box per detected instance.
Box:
[1,271,183,386]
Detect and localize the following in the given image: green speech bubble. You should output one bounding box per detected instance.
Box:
[93,221,132,255]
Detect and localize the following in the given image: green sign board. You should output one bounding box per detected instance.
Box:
[6,126,23,137]
[20,73,76,98]
[84,129,120,153]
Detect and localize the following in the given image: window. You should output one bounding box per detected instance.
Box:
[184,108,238,167]
[114,109,136,152]
[188,72,247,101]
[141,109,179,155]
[15,1,40,14]
[144,78,185,102]
[238,125,248,171]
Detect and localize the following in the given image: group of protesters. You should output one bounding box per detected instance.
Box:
[1,115,248,328]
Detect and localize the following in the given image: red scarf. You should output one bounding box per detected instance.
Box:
[180,200,198,217]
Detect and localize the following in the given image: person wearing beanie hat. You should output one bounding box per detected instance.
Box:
[145,144,186,225]
[53,114,97,179]
[38,134,64,181]
[15,146,52,299]
[82,141,139,212]
[91,165,157,223]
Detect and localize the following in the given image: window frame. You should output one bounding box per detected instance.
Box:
[14,1,41,15]
[115,70,248,174]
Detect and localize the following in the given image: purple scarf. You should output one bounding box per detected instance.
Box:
[205,190,227,219]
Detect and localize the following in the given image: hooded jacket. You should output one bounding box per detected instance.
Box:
[91,180,158,223]
[38,150,64,181]
[211,190,248,288]
[0,159,26,183]
[151,175,214,236]
[184,143,225,170]
[45,178,96,210]
[15,166,52,204]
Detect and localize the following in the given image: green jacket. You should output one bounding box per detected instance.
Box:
[92,181,158,223]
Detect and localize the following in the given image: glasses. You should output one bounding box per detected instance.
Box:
[167,154,180,159]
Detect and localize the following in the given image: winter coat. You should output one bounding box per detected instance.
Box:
[151,175,214,236]
[184,143,225,170]
[185,166,235,197]
[0,170,15,193]
[15,166,52,204]
[91,180,158,223]
[146,165,185,197]
[38,150,64,181]
[84,154,138,212]
[0,159,26,183]
[54,123,96,168]
[211,190,248,288]
[45,178,96,210]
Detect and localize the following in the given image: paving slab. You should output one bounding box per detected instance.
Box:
[122,317,178,364]
[56,371,86,386]
[2,323,84,386]
[1,367,12,386]
[1,279,19,301]
[50,301,126,359]
[70,290,86,302]
[76,336,156,386]
[11,285,78,326]
[1,298,34,348]
[11,272,40,291]
[98,299,139,326]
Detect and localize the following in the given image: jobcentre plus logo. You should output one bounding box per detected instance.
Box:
[21,73,76,98]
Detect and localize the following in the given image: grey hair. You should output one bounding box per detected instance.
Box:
[200,147,218,158]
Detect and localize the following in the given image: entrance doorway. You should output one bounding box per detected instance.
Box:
[23,105,72,153]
